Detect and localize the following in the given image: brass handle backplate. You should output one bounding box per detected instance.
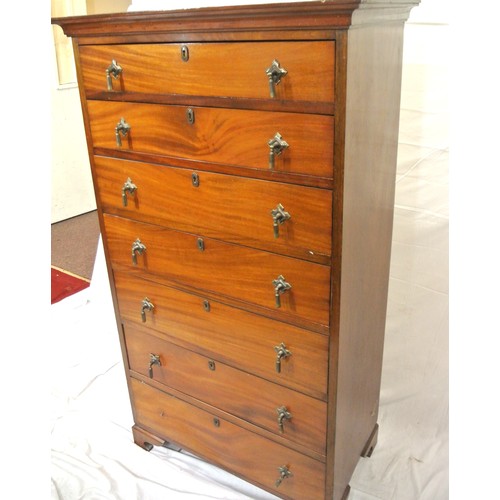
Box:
[275,465,293,487]
[272,275,292,308]
[265,59,288,98]
[276,406,292,433]
[148,353,161,378]
[141,297,154,322]
[106,59,122,91]
[271,203,291,238]
[274,343,292,373]
[122,177,137,207]
[115,117,130,147]
[131,238,146,265]
[268,133,289,170]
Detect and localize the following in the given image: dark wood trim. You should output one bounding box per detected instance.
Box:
[119,269,331,337]
[87,91,335,116]
[325,27,348,500]
[52,0,419,39]
[93,149,335,190]
[72,29,336,45]
[130,370,327,463]
[52,1,359,37]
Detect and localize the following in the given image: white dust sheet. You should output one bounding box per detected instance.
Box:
[50,20,448,500]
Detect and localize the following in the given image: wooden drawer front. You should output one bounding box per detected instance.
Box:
[104,215,331,326]
[88,101,334,178]
[95,157,332,262]
[126,326,327,455]
[115,272,328,400]
[131,378,326,499]
[79,41,335,102]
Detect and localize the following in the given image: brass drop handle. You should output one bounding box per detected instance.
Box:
[271,204,291,238]
[122,177,137,207]
[272,275,291,308]
[276,406,292,433]
[131,238,146,265]
[275,465,293,487]
[115,117,130,147]
[274,343,292,373]
[148,353,161,378]
[106,59,122,91]
[141,297,154,322]
[265,59,288,98]
[268,133,289,170]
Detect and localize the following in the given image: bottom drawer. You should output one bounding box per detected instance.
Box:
[130,378,326,500]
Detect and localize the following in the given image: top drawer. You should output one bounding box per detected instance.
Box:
[79,41,335,102]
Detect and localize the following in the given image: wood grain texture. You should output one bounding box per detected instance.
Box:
[52,1,418,40]
[114,271,329,400]
[87,91,335,115]
[80,41,335,102]
[87,101,334,178]
[52,2,358,38]
[126,325,327,455]
[51,2,422,498]
[104,214,331,326]
[94,148,335,190]
[130,378,326,500]
[331,22,408,500]
[94,156,333,263]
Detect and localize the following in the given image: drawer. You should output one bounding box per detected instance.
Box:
[126,325,327,455]
[115,272,329,400]
[94,157,332,262]
[88,101,334,178]
[79,41,335,102]
[104,215,331,326]
[130,378,326,499]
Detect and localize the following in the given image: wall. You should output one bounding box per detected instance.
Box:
[51,0,131,223]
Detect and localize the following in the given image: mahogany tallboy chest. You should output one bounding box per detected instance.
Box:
[53,1,419,498]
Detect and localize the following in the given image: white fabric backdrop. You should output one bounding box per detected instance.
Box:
[49,3,449,498]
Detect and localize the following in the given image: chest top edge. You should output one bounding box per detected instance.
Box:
[52,0,419,39]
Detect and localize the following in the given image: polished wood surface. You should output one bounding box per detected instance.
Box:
[94,156,333,262]
[130,378,326,500]
[88,101,334,177]
[330,22,409,500]
[104,214,331,326]
[114,271,329,400]
[126,325,327,455]
[52,1,419,42]
[53,2,420,498]
[80,41,335,102]
[87,91,335,115]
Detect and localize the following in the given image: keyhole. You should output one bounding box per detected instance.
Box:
[181,45,189,62]
[192,172,200,187]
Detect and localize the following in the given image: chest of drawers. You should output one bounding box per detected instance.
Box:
[53,2,419,498]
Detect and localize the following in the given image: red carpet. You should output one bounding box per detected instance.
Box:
[51,267,90,304]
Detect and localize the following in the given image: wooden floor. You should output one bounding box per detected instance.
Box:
[51,210,101,280]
